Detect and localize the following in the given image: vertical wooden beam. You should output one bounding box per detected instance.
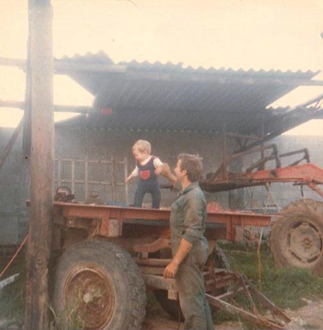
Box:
[24,0,53,329]
[23,0,32,158]
[221,119,228,180]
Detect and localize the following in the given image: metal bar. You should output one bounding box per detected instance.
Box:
[135,258,171,267]
[142,274,177,291]
[236,273,259,315]
[206,294,284,330]
[213,286,246,301]
[205,293,283,330]
[244,277,291,323]
[0,117,24,171]
[308,182,323,198]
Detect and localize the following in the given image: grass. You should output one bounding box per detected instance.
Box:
[221,242,323,310]
[210,242,323,328]
[0,257,26,328]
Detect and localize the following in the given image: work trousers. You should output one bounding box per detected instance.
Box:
[134,181,161,209]
[176,250,214,330]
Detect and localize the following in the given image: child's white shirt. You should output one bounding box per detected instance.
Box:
[130,156,163,177]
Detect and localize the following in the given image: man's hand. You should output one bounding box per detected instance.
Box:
[163,260,179,278]
[154,165,164,176]
[164,238,193,278]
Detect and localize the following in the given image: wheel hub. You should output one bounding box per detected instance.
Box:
[64,266,115,329]
[287,222,322,265]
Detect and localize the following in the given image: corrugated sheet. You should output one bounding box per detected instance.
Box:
[58,51,319,135]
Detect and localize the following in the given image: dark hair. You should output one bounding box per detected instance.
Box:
[177,154,203,182]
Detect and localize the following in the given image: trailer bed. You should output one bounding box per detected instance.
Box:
[54,201,271,242]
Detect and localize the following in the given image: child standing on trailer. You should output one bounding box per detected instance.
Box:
[126,140,164,209]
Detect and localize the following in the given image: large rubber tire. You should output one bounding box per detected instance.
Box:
[52,239,147,330]
[155,244,230,320]
[270,199,323,275]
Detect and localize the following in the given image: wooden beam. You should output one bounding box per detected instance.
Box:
[0,100,92,113]
[24,1,54,329]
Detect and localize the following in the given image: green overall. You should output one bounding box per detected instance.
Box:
[170,182,214,330]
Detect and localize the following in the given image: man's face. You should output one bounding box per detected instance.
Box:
[174,159,186,182]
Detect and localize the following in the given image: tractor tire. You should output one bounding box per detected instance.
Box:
[52,239,147,330]
[155,244,230,320]
[270,199,323,275]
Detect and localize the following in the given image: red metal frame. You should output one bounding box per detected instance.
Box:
[201,146,323,198]
[54,201,271,242]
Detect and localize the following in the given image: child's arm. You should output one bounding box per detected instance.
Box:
[125,167,138,183]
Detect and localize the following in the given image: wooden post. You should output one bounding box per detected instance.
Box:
[23,0,32,158]
[24,0,54,329]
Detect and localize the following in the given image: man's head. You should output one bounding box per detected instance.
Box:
[174,154,203,183]
[132,140,152,162]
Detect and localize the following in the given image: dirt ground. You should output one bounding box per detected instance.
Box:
[142,318,242,330]
[1,300,322,330]
[142,299,323,330]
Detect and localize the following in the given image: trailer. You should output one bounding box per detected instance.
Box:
[50,200,291,330]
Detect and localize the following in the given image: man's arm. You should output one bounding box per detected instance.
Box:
[164,196,205,278]
[153,157,164,176]
[163,238,192,278]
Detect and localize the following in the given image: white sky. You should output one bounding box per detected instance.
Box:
[0,0,322,134]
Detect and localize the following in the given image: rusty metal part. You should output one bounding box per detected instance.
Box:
[135,258,171,267]
[201,144,323,198]
[133,238,171,254]
[143,274,177,292]
[205,271,291,330]
[207,294,286,330]
[64,266,115,330]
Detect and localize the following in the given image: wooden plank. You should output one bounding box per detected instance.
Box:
[0,100,93,113]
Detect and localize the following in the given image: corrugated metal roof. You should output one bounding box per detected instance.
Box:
[57,51,319,135]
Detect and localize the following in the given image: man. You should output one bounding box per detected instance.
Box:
[164,154,214,330]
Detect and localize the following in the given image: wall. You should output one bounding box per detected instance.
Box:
[2,125,323,245]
